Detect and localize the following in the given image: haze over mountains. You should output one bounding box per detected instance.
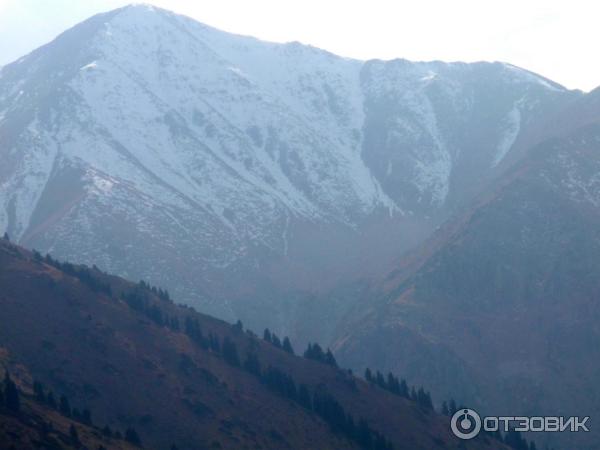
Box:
[1,4,600,450]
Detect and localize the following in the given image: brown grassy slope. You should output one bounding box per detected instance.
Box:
[0,240,507,450]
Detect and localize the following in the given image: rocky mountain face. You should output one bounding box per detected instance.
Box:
[0,5,579,334]
[333,93,600,450]
[0,239,511,450]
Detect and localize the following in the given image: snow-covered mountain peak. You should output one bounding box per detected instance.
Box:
[0,5,581,317]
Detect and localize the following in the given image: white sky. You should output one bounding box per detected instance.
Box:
[0,0,598,92]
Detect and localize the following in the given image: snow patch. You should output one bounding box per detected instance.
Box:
[420,71,437,83]
[502,63,564,92]
[87,170,116,194]
[228,66,249,79]
[492,101,522,167]
[80,61,98,71]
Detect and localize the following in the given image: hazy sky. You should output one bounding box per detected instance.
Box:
[1,0,598,91]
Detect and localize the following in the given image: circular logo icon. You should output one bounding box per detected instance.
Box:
[451,408,481,440]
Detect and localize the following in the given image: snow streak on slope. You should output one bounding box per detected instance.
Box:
[0,119,58,239]
[492,101,522,167]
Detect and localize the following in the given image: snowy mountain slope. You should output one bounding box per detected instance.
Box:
[359,59,576,214]
[0,5,580,323]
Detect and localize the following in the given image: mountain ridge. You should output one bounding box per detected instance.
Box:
[0,3,584,335]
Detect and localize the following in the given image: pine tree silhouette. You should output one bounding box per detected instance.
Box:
[324,349,337,367]
[69,424,80,445]
[125,427,142,446]
[222,337,240,366]
[441,401,450,416]
[82,408,92,425]
[3,372,20,412]
[271,333,282,348]
[233,320,243,332]
[282,337,295,354]
[448,399,457,415]
[59,394,71,417]
[46,391,57,409]
[263,328,272,343]
[33,381,46,403]
[243,352,261,376]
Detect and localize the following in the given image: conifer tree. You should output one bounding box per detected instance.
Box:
[271,333,282,348]
[263,328,272,343]
[46,391,57,409]
[303,343,337,366]
[184,317,208,348]
[222,337,240,367]
[282,337,294,354]
[243,352,261,376]
[375,371,386,388]
[82,408,92,425]
[304,343,322,361]
[357,418,373,449]
[410,387,417,402]
[441,400,450,416]
[233,320,243,332]
[208,333,220,352]
[298,384,311,409]
[505,430,529,450]
[399,379,409,398]
[59,394,71,417]
[125,427,142,446]
[416,387,433,410]
[324,349,337,367]
[69,424,80,445]
[3,371,20,412]
[448,398,458,416]
[387,373,401,395]
[33,381,46,403]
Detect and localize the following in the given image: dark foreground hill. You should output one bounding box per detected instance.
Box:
[0,239,509,449]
